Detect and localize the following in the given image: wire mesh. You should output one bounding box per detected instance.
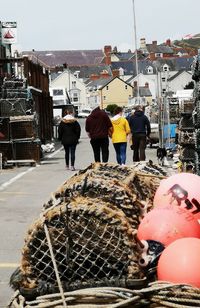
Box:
[21,198,141,293]
[10,163,165,297]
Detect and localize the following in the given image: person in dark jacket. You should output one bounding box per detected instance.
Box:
[128,105,151,162]
[58,108,81,171]
[85,106,113,163]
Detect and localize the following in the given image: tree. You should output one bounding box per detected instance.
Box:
[184,81,194,89]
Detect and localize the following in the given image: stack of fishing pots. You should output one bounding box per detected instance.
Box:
[192,49,200,175]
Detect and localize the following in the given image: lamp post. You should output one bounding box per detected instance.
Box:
[132,0,140,104]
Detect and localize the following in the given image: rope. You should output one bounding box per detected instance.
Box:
[43,221,67,308]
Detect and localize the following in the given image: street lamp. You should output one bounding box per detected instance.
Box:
[132,0,140,103]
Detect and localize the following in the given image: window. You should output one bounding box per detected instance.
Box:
[125,85,128,89]
[72,81,76,88]
[162,77,166,82]
[72,93,78,102]
[106,86,109,90]
[53,89,63,96]
[53,99,65,106]
[155,53,162,57]
[163,65,169,72]
[103,96,106,100]
[147,66,153,74]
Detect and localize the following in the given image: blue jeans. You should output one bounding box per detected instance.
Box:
[113,142,127,165]
[63,144,77,166]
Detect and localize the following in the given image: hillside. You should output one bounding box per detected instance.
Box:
[173,33,200,50]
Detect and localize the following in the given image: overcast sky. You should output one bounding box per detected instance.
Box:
[1,0,199,52]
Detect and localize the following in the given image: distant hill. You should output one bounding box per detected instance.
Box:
[173,33,200,50]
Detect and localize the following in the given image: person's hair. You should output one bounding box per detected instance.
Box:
[134,105,143,111]
[64,107,74,115]
[114,106,123,115]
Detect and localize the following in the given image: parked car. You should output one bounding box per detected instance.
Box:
[77,109,92,118]
[149,123,159,147]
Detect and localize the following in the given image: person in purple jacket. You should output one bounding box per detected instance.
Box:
[85,106,113,163]
[128,105,151,162]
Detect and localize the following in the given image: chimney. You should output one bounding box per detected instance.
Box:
[145,82,149,88]
[140,38,146,49]
[112,69,120,78]
[149,52,156,61]
[152,40,157,45]
[104,45,112,65]
[133,81,137,88]
[90,74,99,81]
[166,39,171,46]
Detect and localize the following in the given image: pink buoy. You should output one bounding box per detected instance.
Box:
[153,173,200,219]
[157,237,200,288]
[137,205,200,246]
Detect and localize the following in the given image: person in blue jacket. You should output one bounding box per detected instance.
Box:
[128,105,151,162]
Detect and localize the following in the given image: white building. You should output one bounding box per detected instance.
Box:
[50,70,87,112]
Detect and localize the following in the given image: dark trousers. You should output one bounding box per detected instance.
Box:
[113,142,127,165]
[90,137,109,162]
[132,133,147,162]
[63,144,77,166]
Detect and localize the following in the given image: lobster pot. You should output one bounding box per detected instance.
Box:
[10,116,38,140]
[10,162,165,298]
[178,131,195,145]
[195,129,200,150]
[179,116,194,130]
[169,103,179,124]
[19,198,144,295]
[0,98,28,117]
[0,141,13,161]
[179,146,196,161]
[0,117,10,140]
[13,140,41,161]
[179,100,194,114]
[5,89,28,99]
[3,79,25,89]
[53,163,164,228]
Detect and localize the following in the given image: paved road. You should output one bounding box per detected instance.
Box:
[0,119,158,307]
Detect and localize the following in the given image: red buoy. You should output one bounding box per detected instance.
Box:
[157,237,200,288]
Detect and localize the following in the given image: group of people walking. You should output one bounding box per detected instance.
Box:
[58,105,151,170]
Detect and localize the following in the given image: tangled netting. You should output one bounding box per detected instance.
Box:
[9,281,200,308]
[9,162,167,301]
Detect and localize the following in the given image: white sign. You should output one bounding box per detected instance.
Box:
[1,22,17,44]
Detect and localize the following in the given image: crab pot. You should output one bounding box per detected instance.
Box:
[0,141,12,162]
[10,162,165,298]
[13,139,41,162]
[0,98,28,117]
[13,198,144,296]
[0,117,10,140]
[10,116,38,140]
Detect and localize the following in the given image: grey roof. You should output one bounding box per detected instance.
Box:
[22,49,104,68]
[112,51,134,61]
[152,57,194,71]
[87,76,133,90]
[167,70,192,81]
[146,44,174,54]
[139,87,152,97]
[111,61,136,76]
[69,65,112,79]
[87,77,113,89]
